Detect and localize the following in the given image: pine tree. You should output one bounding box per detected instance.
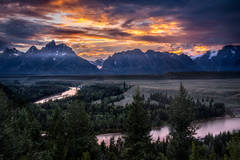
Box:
[48,107,68,160]
[3,108,42,160]
[123,81,126,90]
[227,135,240,160]
[189,142,201,160]
[167,83,196,160]
[123,88,151,160]
[82,152,91,160]
[209,151,217,160]
[65,101,99,160]
[0,89,9,156]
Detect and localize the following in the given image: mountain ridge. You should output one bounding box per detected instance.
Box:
[0,41,99,75]
[0,41,240,75]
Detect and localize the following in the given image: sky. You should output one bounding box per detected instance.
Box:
[0,0,239,60]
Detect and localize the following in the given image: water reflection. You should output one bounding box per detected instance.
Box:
[97,117,240,145]
[34,87,79,104]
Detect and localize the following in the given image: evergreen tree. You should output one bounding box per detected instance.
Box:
[82,152,91,160]
[123,81,126,90]
[0,89,9,155]
[189,142,202,160]
[167,83,196,160]
[209,151,217,160]
[123,88,151,160]
[227,135,240,160]
[65,101,100,160]
[48,107,68,160]
[3,108,42,160]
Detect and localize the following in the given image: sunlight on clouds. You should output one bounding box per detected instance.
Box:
[4,0,223,60]
[125,17,185,37]
[150,22,184,35]
[193,46,209,54]
[168,45,222,56]
[62,16,116,29]
[169,48,184,54]
[126,29,146,36]
[149,18,185,36]
[50,0,78,6]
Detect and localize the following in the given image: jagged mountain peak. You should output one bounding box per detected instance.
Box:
[26,46,39,54]
[222,45,240,50]
[145,50,157,54]
[40,40,76,57]
[0,44,240,75]
[0,40,99,75]
[102,48,199,74]
[2,48,23,57]
[116,48,143,55]
[193,45,240,71]
[220,45,240,55]
[4,47,18,53]
[45,40,56,48]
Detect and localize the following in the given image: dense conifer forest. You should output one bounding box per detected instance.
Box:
[0,82,239,160]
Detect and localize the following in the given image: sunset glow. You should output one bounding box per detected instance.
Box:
[0,0,239,60]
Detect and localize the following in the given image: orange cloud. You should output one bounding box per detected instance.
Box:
[193,46,209,53]
[0,0,225,60]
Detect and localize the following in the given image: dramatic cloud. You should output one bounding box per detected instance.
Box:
[0,19,47,39]
[0,0,239,59]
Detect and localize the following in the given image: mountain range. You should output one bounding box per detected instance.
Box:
[0,41,239,75]
[0,40,98,75]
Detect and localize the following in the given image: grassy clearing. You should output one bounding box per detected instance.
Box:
[89,79,240,108]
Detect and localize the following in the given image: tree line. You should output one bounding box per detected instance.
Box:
[0,83,239,160]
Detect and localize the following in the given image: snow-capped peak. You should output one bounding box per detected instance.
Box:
[190,53,205,60]
[208,50,217,59]
[97,65,102,69]
[2,48,23,57]
[231,50,236,55]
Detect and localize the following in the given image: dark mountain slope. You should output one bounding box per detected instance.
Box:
[0,40,99,75]
[102,49,199,74]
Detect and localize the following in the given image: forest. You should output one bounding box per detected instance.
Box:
[0,81,239,160]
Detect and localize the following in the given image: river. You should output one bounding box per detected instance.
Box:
[97,117,240,145]
[34,87,80,104]
[33,87,240,146]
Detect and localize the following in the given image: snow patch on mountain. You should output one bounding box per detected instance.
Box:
[208,50,217,59]
[191,53,205,60]
[97,65,102,69]
[13,53,20,56]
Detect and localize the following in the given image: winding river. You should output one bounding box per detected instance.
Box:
[34,87,80,104]
[33,87,240,146]
[97,117,240,145]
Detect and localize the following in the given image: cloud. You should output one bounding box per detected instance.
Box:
[0,39,9,51]
[0,0,239,59]
[0,19,49,39]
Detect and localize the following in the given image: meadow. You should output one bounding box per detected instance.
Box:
[1,76,239,109]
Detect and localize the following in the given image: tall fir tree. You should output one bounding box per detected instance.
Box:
[65,101,100,160]
[0,89,9,156]
[226,135,240,160]
[48,107,68,160]
[189,142,202,160]
[167,83,196,160]
[81,152,91,160]
[123,88,151,160]
[3,108,42,160]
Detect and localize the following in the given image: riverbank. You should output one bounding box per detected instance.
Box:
[97,117,240,145]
